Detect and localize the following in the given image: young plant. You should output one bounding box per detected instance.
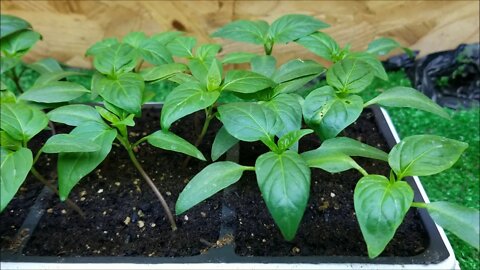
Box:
[176,14,479,258]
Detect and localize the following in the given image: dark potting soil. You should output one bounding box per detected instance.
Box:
[0,131,51,251]
[230,109,429,257]
[23,109,223,257]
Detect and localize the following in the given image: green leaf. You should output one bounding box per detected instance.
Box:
[58,123,117,200]
[147,130,205,161]
[222,70,275,93]
[321,137,388,161]
[354,175,414,258]
[1,147,32,212]
[388,135,468,178]
[85,38,119,56]
[326,58,374,93]
[211,20,268,45]
[273,59,324,84]
[29,58,63,74]
[426,201,479,249]
[20,81,89,103]
[272,74,318,95]
[301,147,365,174]
[188,58,210,83]
[95,106,120,123]
[218,102,282,142]
[255,150,310,240]
[0,89,16,103]
[34,71,84,87]
[251,55,277,78]
[0,103,48,142]
[222,52,257,64]
[161,82,219,129]
[268,14,329,43]
[0,30,41,56]
[93,43,138,75]
[112,114,135,127]
[151,31,183,45]
[346,52,388,81]
[0,15,32,39]
[263,93,302,137]
[139,38,173,65]
[42,134,101,153]
[0,56,20,74]
[168,73,194,85]
[278,129,313,151]
[47,104,104,126]
[302,86,363,140]
[296,32,339,61]
[140,63,188,82]
[195,43,222,60]
[166,36,196,57]
[367,37,401,56]
[176,162,247,214]
[0,131,22,151]
[98,73,144,114]
[364,87,450,119]
[207,58,223,91]
[211,126,239,161]
[122,32,147,48]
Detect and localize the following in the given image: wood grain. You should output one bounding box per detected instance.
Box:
[1,0,478,68]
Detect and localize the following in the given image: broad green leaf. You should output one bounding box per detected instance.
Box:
[1,147,32,212]
[296,32,339,61]
[166,36,196,57]
[0,56,20,74]
[139,38,173,65]
[211,126,239,161]
[367,37,401,56]
[122,32,147,48]
[222,70,275,93]
[151,31,183,45]
[47,104,104,126]
[426,201,479,249]
[195,44,222,60]
[42,134,100,153]
[256,150,310,240]
[211,20,268,45]
[207,58,223,91]
[272,59,324,84]
[176,162,247,214]
[90,73,104,99]
[388,135,468,178]
[268,14,329,43]
[34,71,84,87]
[346,52,388,81]
[326,58,374,93]
[222,52,257,64]
[301,147,365,174]
[140,63,188,82]
[0,131,22,150]
[147,130,205,161]
[0,103,48,142]
[263,93,302,137]
[364,87,450,119]
[93,43,138,75]
[0,15,32,39]
[29,58,63,74]
[278,129,313,151]
[218,102,282,142]
[161,82,219,129]
[58,123,117,200]
[168,73,194,85]
[95,106,120,123]
[188,58,210,84]
[0,89,16,103]
[303,86,363,140]
[86,38,119,56]
[251,55,277,78]
[20,81,89,103]
[273,74,318,95]
[0,30,41,56]
[354,175,414,258]
[98,73,144,114]
[321,137,388,161]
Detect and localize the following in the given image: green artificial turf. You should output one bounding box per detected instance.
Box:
[2,65,479,269]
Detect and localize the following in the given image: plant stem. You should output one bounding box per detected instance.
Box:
[411,202,428,209]
[182,106,214,167]
[122,137,177,231]
[30,167,86,218]
[135,60,144,73]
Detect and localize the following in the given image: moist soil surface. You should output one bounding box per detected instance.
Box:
[229,109,429,257]
[22,109,223,256]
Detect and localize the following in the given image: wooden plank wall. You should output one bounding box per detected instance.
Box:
[1,0,479,68]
